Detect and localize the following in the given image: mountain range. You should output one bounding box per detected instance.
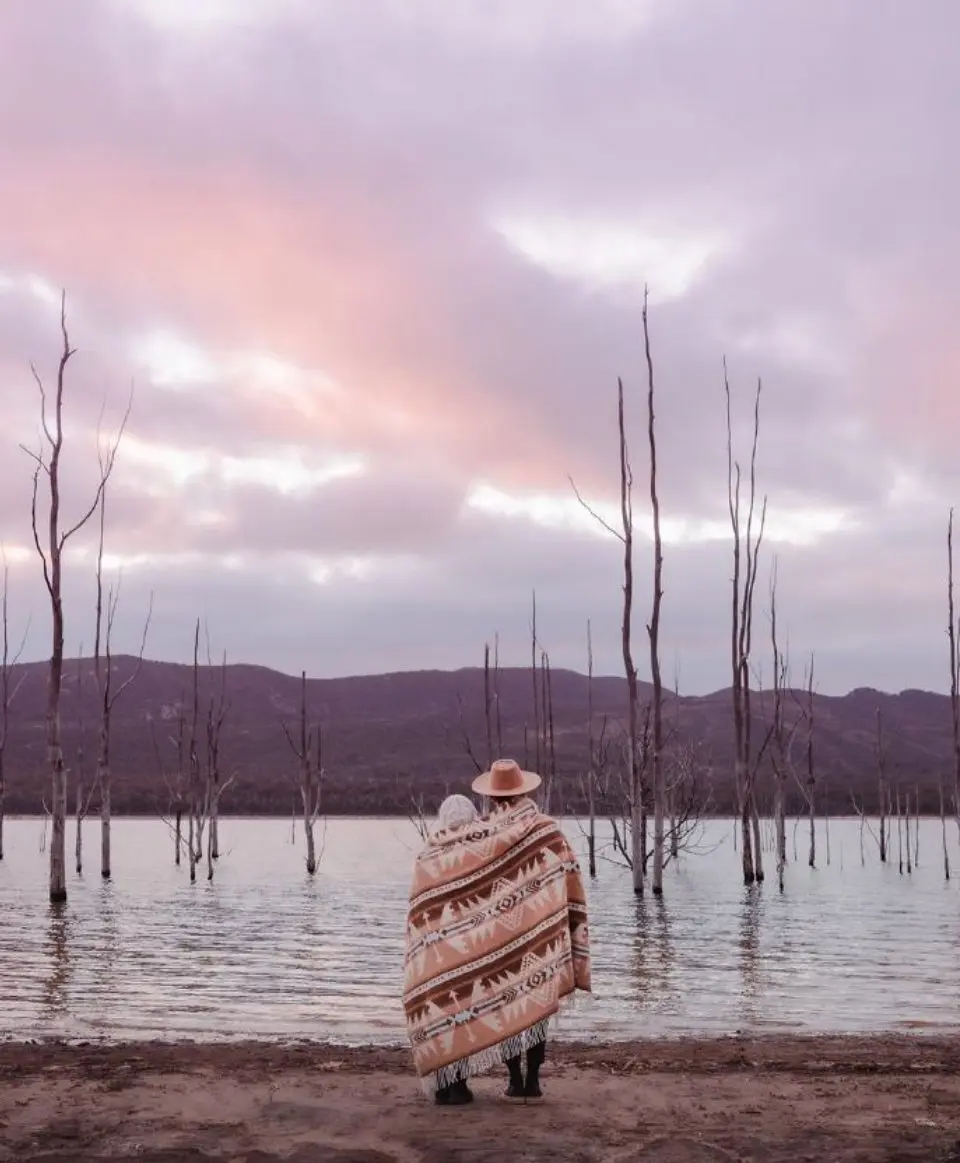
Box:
[0,656,956,817]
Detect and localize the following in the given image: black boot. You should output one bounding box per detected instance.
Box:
[524,1040,546,1102]
[504,1054,525,1102]
[448,1077,474,1105]
[435,1083,451,1106]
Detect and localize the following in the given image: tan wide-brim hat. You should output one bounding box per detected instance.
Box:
[472,758,542,798]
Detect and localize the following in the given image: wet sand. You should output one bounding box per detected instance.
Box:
[1,1035,959,1162]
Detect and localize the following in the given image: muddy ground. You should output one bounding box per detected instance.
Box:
[1,1035,959,1162]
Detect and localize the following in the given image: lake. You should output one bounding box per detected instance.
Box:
[1,815,958,1044]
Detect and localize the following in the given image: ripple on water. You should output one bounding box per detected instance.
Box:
[1,816,960,1042]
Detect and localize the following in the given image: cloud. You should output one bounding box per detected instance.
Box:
[0,0,958,695]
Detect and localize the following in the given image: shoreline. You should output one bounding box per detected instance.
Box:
[2,1035,960,1161]
[4,1031,960,1077]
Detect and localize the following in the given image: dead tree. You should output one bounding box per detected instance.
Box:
[896,786,904,875]
[768,560,790,891]
[586,619,597,878]
[493,634,503,756]
[571,376,643,892]
[483,642,493,770]
[643,294,666,896]
[73,650,96,874]
[93,486,152,879]
[940,777,951,881]
[187,621,204,883]
[0,557,29,862]
[535,648,557,813]
[22,293,126,904]
[204,646,231,879]
[173,706,186,864]
[804,656,816,868]
[530,591,542,776]
[876,706,888,863]
[725,368,768,885]
[948,509,960,844]
[282,670,324,874]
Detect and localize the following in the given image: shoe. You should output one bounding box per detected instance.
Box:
[503,1081,526,1103]
[447,1079,474,1105]
[435,1084,451,1106]
[524,1077,544,1104]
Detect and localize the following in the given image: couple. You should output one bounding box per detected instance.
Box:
[403,758,591,1106]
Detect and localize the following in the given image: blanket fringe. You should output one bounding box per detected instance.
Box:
[420,1018,550,1096]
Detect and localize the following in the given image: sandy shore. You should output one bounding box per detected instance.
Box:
[1,1035,959,1162]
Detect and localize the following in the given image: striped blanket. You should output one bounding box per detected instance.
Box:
[403,798,591,1090]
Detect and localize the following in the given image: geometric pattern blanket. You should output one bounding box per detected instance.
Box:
[403,798,591,1090]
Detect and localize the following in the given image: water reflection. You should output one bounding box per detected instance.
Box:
[737,886,762,1023]
[2,816,960,1042]
[630,896,676,1009]
[40,904,71,1020]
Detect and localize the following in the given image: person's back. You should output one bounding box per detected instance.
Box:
[404,760,590,1106]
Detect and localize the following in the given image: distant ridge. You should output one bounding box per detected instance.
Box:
[0,656,953,816]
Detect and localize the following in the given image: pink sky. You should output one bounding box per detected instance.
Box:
[0,0,958,694]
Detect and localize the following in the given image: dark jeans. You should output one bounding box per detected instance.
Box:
[507,1038,546,1079]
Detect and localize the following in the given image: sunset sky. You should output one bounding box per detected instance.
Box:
[0,0,957,695]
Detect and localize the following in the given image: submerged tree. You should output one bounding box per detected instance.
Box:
[22,294,126,904]
[725,368,768,885]
[643,293,667,896]
[282,670,324,874]
[947,509,960,844]
[572,374,643,893]
[93,482,152,880]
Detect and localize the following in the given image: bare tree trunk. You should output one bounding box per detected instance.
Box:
[876,707,887,863]
[586,620,597,878]
[493,633,503,756]
[188,621,201,884]
[940,778,951,881]
[726,370,767,886]
[896,787,904,875]
[75,777,83,874]
[804,657,815,868]
[483,643,493,770]
[531,591,542,776]
[23,297,126,903]
[914,785,920,868]
[824,781,831,867]
[616,377,642,894]
[568,368,642,889]
[204,643,229,880]
[543,652,557,815]
[949,509,960,847]
[770,564,788,892]
[643,295,666,896]
[284,670,323,875]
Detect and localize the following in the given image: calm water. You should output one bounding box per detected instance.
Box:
[1,816,958,1044]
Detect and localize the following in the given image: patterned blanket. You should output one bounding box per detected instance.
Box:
[403,798,591,1089]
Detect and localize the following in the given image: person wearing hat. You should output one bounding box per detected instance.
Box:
[470,759,567,1104]
[403,758,590,1107]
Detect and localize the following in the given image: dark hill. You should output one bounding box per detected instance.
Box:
[0,657,954,816]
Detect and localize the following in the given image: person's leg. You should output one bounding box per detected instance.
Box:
[504,1053,525,1102]
[524,1039,546,1101]
[446,1061,474,1105]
